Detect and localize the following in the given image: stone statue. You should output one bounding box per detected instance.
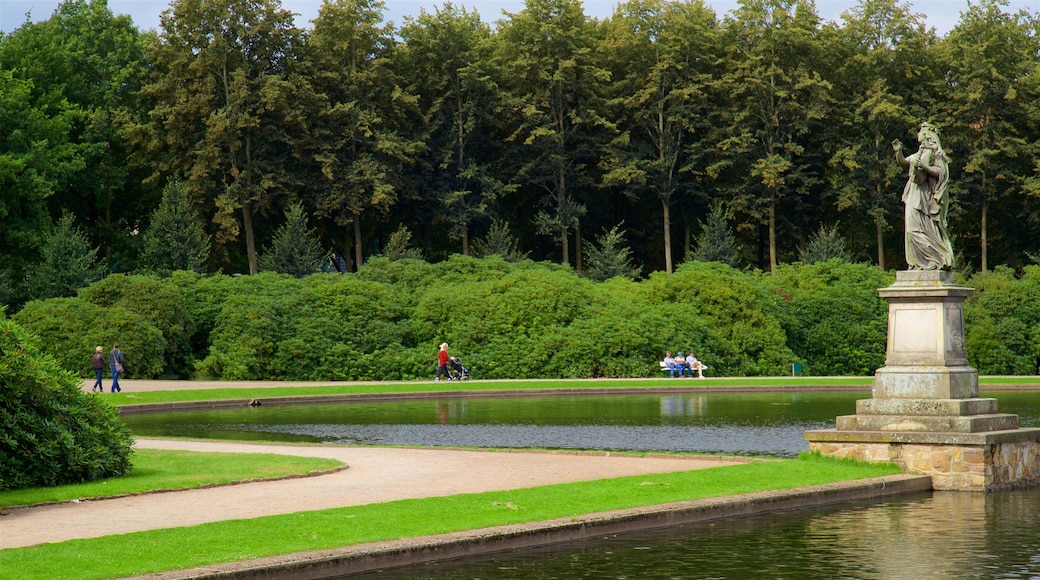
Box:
[892,122,955,271]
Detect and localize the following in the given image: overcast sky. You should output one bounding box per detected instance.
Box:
[1,0,1037,35]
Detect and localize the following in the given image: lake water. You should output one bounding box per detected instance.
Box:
[122,389,1040,578]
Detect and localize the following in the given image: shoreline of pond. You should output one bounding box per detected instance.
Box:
[102,379,1040,416]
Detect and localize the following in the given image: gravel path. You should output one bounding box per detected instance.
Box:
[1,438,731,549]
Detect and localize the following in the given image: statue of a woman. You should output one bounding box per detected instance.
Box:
[892,123,955,271]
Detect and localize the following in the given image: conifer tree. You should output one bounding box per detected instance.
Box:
[26,211,106,300]
[257,204,327,278]
[140,178,211,275]
[583,224,641,281]
[691,203,738,266]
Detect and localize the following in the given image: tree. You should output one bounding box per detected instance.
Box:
[800,223,853,264]
[140,177,211,275]
[691,202,738,266]
[599,0,720,273]
[829,0,935,270]
[298,0,424,272]
[397,4,513,256]
[25,211,106,300]
[938,0,1040,271]
[583,223,642,281]
[381,224,424,261]
[494,0,612,266]
[257,203,327,278]
[138,0,303,275]
[472,220,529,262]
[710,0,834,274]
[0,0,149,272]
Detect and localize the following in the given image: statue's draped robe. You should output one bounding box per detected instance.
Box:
[902,148,955,270]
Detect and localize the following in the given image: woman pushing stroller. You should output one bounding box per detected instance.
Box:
[435,342,471,381]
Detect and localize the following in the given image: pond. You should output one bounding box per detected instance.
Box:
[123,389,1040,578]
[121,391,863,457]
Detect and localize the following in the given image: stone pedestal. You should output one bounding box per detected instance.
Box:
[805,271,1040,491]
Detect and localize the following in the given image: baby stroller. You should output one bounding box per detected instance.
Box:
[448,356,471,380]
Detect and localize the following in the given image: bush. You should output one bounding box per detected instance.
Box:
[964,266,1040,375]
[764,261,891,376]
[0,316,134,491]
[78,274,195,378]
[13,297,166,379]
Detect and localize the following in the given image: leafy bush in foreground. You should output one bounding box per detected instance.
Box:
[0,317,134,491]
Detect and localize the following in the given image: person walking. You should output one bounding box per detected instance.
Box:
[109,343,126,393]
[435,343,450,382]
[90,346,106,393]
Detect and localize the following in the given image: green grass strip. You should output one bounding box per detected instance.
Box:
[106,376,877,406]
[0,449,343,508]
[1,454,902,579]
[101,375,1040,407]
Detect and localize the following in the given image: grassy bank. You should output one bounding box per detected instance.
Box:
[0,449,343,509]
[99,375,1040,408]
[1,454,902,579]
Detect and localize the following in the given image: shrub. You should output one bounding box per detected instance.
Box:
[0,316,134,491]
[13,297,165,379]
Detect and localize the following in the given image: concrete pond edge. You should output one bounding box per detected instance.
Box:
[135,473,932,580]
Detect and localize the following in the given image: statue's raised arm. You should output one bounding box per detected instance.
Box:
[896,122,955,271]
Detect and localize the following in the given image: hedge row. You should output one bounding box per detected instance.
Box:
[11,258,1040,380]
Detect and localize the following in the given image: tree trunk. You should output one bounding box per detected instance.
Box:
[684,223,691,262]
[353,212,364,271]
[462,228,470,256]
[243,203,257,275]
[575,221,583,272]
[560,226,569,266]
[875,181,885,270]
[768,189,777,275]
[662,199,673,274]
[981,193,988,273]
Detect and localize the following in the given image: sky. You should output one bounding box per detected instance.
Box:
[1,0,1038,35]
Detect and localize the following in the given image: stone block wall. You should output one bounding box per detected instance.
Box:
[808,440,1040,492]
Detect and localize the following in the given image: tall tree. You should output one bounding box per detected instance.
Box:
[138,0,303,275]
[710,0,834,274]
[829,0,935,270]
[397,4,512,256]
[494,0,612,266]
[298,0,423,272]
[938,0,1040,271]
[599,0,720,274]
[0,0,147,273]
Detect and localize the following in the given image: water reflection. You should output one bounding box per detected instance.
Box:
[121,392,857,457]
[368,490,1040,579]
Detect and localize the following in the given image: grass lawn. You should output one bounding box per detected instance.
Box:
[105,376,878,406]
[0,453,903,580]
[0,449,343,509]
[100,376,1040,408]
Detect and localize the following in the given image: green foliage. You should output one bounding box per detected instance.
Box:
[964,266,1040,375]
[78,275,196,378]
[582,224,641,282]
[25,212,106,301]
[0,316,134,491]
[257,204,327,278]
[639,261,795,376]
[380,224,424,261]
[13,297,166,379]
[472,220,529,262]
[691,203,738,266]
[764,261,892,376]
[139,177,211,275]
[799,223,853,265]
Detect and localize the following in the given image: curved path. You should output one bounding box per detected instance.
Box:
[1,438,732,549]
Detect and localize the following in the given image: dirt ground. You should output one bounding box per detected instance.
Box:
[4,383,735,549]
